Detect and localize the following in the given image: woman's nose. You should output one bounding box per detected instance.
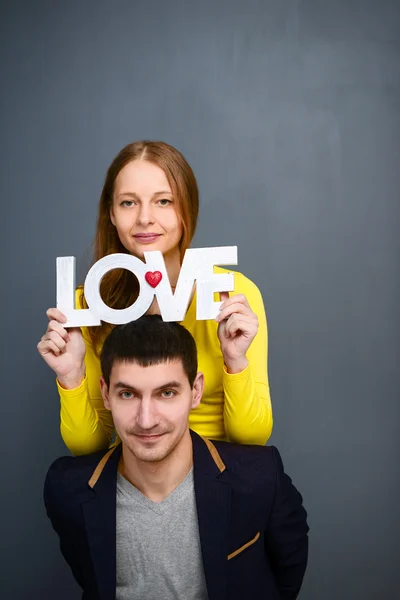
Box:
[136,203,155,226]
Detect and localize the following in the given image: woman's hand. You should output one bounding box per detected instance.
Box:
[37,308,86,389]
[216,293,259,374]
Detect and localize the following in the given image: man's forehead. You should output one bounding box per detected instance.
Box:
[109,358,187,387]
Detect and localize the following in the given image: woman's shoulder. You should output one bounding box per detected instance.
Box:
[74,286,95,346]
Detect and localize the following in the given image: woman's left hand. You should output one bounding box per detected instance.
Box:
[216,292,259,374]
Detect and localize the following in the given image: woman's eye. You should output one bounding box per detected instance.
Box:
[121,200,135,207]
[161,390,175,398]
[158,199,172,206]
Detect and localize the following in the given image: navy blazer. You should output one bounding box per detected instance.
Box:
[44,430,308,600]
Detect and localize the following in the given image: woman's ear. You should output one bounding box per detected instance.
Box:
[191,372,204,410]
[110,206,116,226]
[100,376,111,410]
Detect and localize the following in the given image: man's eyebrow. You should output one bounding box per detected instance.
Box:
[153,381,182,392]
[113,381,139,391]
[112,381,182,392]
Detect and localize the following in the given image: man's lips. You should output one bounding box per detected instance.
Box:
[134,433,165,441]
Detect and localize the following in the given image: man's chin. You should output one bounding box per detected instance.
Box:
[130,446,170,463]
[125,435,171,462]
[136,452,167,463]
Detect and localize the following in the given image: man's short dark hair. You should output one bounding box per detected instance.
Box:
[100,315,198,388]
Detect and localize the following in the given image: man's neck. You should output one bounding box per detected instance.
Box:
[120,430,193,503]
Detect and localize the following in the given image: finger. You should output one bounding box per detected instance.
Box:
[47,320,70,341]
[216,302,255,322]
[47,340,63,356]
[46,308,67,323]
[219,291,230,304]
[38,339,62,357]
[220,293,249,308]
[218,294,251,314]
[44,331,67,352]
[224,315,257,338]
[65,327,83,336]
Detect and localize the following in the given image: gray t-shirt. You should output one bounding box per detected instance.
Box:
[116,467,209,600]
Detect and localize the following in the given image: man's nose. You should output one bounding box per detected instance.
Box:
[136,398,159,430]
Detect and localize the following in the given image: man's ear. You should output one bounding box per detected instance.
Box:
[100,376,111,410]
[191,372,204,410]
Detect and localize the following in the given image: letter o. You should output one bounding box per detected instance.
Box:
[84,254,154,324]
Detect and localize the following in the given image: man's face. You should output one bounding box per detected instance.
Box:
[100,359,203,463]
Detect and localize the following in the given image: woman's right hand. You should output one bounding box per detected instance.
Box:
[37,308,87,389]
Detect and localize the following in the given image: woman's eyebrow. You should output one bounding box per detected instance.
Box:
[116,191,172,198]
[116,192,139,199]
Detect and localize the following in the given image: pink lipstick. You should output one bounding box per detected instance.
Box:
[133,233,162,244]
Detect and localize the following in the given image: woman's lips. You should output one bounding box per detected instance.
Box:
[133,234,162,244]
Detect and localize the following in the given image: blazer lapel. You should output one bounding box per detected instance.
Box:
[81,444,122,600]
[80,435,231,600]
[192,431,231,600]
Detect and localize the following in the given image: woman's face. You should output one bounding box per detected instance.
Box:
[110,160,183,260]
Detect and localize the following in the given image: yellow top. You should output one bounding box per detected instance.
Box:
[58,267,273,455]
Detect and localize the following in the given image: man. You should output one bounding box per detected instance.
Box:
[44,316,308,600]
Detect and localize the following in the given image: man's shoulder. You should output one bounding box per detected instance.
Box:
[210,439,283,480]
[44,447,113,495]
[212,438,279,460]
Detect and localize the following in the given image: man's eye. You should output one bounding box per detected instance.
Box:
[158,199,172,206]
[120,391,133,399]
[161,390,175,398]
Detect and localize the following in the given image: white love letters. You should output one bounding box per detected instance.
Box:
[57,246,238,326]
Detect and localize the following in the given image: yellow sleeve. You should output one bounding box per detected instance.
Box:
[57,290,114,456]
[222,273,273,445]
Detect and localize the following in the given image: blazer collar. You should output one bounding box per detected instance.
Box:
[191,431,231,600]
[82,443,122,600]
[83,433,231,600]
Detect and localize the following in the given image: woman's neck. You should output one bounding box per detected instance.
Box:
[144,247,181,315]
[162,246,181,288]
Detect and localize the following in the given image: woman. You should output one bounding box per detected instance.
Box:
[37,141,272,455]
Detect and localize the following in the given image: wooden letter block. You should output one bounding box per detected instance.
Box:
[56,246,238,326]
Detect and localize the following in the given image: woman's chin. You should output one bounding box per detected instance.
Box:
[122,239,178,260]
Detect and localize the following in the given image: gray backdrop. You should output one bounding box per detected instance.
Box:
[1,1,399,598]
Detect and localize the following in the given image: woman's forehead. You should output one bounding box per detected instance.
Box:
[115,160,171,193]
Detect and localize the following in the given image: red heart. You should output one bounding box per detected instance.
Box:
[145,271,163,288]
